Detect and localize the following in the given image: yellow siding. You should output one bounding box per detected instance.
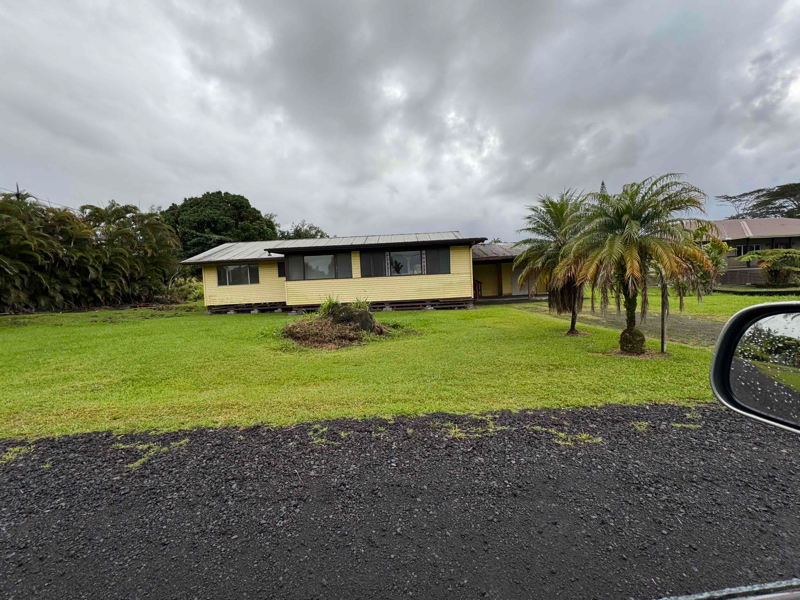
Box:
[202,262,286,306]
[501,263,513,296]
[285,246,473,305]
[473,264,499,297]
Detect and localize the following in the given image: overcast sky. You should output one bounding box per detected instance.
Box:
[2,0,799,240]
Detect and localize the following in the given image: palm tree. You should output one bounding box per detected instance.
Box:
[514,190,586,335]
[568,174,708,354]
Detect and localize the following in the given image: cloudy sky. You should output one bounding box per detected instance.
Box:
[2,0,799,241]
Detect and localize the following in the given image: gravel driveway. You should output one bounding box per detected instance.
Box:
[2,404,798,599]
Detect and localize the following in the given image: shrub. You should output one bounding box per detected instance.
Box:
[317,295,341,318]
[739,249,800,287]
[170,279,204,302]
[350,298,371,311]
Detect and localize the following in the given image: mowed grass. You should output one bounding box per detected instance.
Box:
[643,289,799,323]
[0,302,716,438]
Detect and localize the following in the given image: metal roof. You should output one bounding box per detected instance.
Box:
[471,242,527,261]
[182,231,487,264]
[711,218,800,241]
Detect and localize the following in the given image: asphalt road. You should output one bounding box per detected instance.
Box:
[2,404,798,599]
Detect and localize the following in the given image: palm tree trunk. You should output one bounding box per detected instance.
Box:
[623,288,637,331]
[568,290,579,334]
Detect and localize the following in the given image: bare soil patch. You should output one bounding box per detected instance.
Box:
[283,313,389,349]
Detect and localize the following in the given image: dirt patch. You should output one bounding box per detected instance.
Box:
[283,315,388,349]
[563,330,590,337]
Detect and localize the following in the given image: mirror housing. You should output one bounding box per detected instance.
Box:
[710,301,800,433]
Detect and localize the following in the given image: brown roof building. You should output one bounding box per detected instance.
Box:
[710,218,800,285]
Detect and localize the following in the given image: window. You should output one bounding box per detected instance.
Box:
[389,250,422,276]
[286,255,303,281]
[749,244,761,252]
[304,255,335,280]
[336,253,352,278]
[736,245,745,257]
[360,251,387,278]
[277,262,286,278]
[425,248,450,275]
[286,253,353,280]
[216,264,260,286]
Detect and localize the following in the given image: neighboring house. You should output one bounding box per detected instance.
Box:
[710,218,800,285]
[182,231,487,313]
[471,243,546,298]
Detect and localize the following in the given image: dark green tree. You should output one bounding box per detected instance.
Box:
[278,219,328,240]
[1,189,180,312]
[718,182,800,218]
[162,191,278,260]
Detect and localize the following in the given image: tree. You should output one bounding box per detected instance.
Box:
[1,188,180,313]
[514,190,586,335]
[162,191,278,260]
[739,249,800,286]
[569,174,708,354]
[718,182,800,219]
[278,219,328,240]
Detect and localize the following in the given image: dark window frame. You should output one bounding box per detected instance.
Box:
[286,252,353,281]
[425,248,451,275]
[277,262,286,278]
[389,249,423,276]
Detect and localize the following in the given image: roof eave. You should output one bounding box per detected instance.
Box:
[275,237,488,254]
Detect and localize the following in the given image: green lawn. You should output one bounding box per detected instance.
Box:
[0,303,715,438]
[644,289,799,322]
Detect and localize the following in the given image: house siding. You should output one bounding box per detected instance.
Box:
[473,264,499,296]
[203,262,286,306]
[284,246,473,305]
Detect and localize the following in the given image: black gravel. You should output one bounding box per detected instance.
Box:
[2,404,799,600]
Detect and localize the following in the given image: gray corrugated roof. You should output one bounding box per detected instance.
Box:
[471,242,528,261]
[182,231,486,264]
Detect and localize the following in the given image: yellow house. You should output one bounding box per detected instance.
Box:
[471,242,547,298]
[183,232,488,313]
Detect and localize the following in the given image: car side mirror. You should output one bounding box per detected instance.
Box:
[710,302,800,433]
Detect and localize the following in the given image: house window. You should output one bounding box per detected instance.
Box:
[425,248,451,275]
[304,255,335,280]
[736,245,745,257]
[749,244,761,252]
[216,264,260,286]
[286,253,352,280]
[360,251,387,278]
[277,262,286,278]
[389,250,423,276]
[362,247,451,277]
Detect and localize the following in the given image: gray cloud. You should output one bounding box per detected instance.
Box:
[1,0,799,240]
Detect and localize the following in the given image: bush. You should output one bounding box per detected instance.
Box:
[317,296,341,318]
[739,249,800,287]
[170,279,204,302]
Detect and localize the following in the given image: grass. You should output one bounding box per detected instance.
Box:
[0,302,717,438]
[752,361,800,392]
[644,289,800,323]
